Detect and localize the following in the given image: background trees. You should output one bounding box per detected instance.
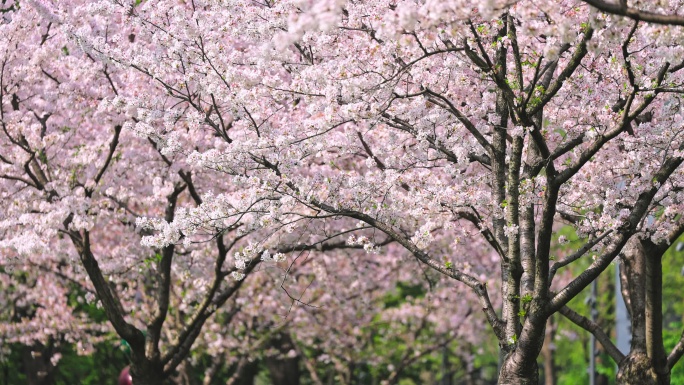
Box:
[2,0,684,384]
[91,0,684,383]
[0,2,342,383]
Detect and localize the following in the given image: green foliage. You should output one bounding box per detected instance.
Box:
[143,252,163,269]
[10,232,682,385]
[53,343,128,385]
[67,289,108,324]
[550,226,616,384]
[662,238,684,384]
[382,281,426,309]
[549,232,684,384]
[1,341,127,385]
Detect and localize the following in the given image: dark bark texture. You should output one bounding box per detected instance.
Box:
[616,351,669,385]
[21,343,56,385]
[130,356,164,385]
[497,353,538,385]
[265,333,301,385]
[227,358,259,385]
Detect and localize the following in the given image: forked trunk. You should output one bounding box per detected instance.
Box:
[615,239,671,385]
[130,359,164,385]
[498,352,539,385]
[616,351,669,385]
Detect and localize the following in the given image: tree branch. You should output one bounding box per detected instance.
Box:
[309,201,505,341]
[548,230,613,282]
[68,229,144,352]
[559,305,625,363]
[549,156,683,313]
[581,0,684,26]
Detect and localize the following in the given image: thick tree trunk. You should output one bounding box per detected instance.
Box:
[129,373,164,385]
[130,358,164,385]
[497,352,539,385]
[227,357,259,385]
[616,351,667,385]
[621,239,648,350]
[265,333,300,385]
[21,343,56,385]
[644,241,668,383]
[615,239,670,385]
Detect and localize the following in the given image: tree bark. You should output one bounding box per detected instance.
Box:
[616,351,660,385]
[644,241,669,384]
[227,357,259,385]
[265,333,301,385]
[130,356,164,385]
[498,352,539,385]
[621,239,647,352]
[616,239,670,385]
[21,343,56,385]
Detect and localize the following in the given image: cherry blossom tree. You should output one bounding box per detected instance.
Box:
[0,2,368,384]
[558,234,684,385]
[5,0,684,384]
[64,1,683,383]
[578,0,684,26]
[274,243,490,385]
[0,263,108,385]
[186,241,491,385]
[1,7,480,381]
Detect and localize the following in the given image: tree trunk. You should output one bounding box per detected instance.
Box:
[616,351,666,385]
[130,358,164,385]
[644,241,668,383]
[21,343,56,385]
[497,352,539,385]
[129,372,164,385]
[615,239,671,385]
[226,357,259,385]
[265,333,300,385]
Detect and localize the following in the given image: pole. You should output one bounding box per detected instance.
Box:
[616,260,631,355]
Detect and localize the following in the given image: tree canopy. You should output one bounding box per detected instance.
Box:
[1,0,684,384]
